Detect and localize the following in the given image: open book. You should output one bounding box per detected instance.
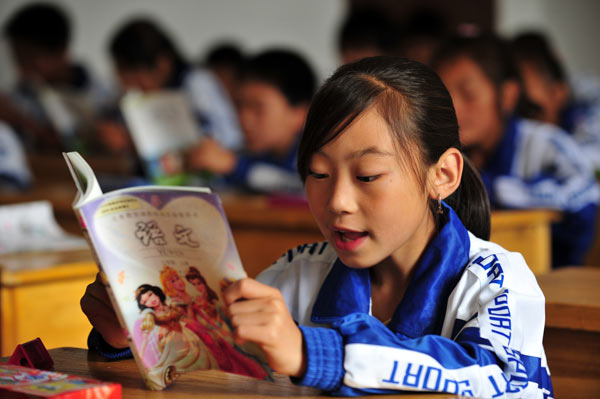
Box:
[120,90,204,184]
[63,152,272,390]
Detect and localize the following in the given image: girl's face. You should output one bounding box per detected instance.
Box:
[190,278,206,295]
[305,107,435,270]
[169,274,185,292]
[140,290,160,309]
[436,56,504,155]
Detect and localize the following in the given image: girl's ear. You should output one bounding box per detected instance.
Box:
[500,80,520,114]
[428,148,463,200]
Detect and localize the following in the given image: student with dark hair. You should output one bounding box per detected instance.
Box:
[3,2,111,151]
[512,31,600,170]
[337,7,395,65]
[81,56,552,397]
[203,42,245,102]
[433,34,599,267]
[181,48,316,193]
[99,18,242,154]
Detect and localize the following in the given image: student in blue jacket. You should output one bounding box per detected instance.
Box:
[82,56,553,397]
[182,49,316,194]
[433,34,599,267]
[512,31,600,171]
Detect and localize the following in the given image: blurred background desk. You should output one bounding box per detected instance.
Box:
[1,186,562,277]
[222,195,561,277]
[0,249,95,356]
[537,266,600,398]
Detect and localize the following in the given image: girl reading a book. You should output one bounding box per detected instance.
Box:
[133,284,217,388]
[159,266,269,379]
[83,57,552,397]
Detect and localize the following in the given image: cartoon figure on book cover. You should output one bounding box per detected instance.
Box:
[133,284,217,388]
[161,266,269,378]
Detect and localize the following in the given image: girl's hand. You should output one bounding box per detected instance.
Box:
[80,273,129,348]
[222,278,306,377]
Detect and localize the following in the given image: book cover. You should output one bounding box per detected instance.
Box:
[63,152,272,390]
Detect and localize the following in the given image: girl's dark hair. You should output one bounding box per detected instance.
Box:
[135,284,166,311]
[431,34,540,119]
[109,18,187,72]
[297,56,490,239]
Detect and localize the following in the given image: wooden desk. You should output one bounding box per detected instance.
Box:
[490,209,560,275]
[537,267,600,398]
[0,249,96,356]
[0,347,463,398]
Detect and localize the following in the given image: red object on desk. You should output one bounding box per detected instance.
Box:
[0,363,121,399]
[8,337,54,370]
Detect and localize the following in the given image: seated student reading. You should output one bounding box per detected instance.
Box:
[511,31,600,171]
[432,34,600,267]
[99,18,242,155]
[180,49,316,194]
[81,56,552,397]
[2,3,112,152]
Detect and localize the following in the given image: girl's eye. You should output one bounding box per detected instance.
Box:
[308,169,328,179]
[357,175,379,182]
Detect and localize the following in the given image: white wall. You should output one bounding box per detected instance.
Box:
[0,0,347,90]
[496,0,600,78]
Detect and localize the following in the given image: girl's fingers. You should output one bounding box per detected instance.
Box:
[222,278,280,305]
[228,296,285,315]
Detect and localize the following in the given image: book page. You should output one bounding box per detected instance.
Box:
[121,90,202,180]
[79,189,271,389]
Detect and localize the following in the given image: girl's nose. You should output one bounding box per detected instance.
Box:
[327,176,357,215]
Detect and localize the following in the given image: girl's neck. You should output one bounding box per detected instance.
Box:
[369,212,437,323]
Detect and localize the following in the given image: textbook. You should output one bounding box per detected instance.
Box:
[63,152,272,390]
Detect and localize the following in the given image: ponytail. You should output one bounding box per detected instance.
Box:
[445,156,491,240]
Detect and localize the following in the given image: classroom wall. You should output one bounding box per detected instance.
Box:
[0,0,348,90]
[496,0,600,77]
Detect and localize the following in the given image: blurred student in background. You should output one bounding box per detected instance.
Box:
[396,9,447,67]
[181,49,316,194]
[99,18,242,155]
[2,2,112,153]
[512,31,600,171]
[336,7,394,65]
[432,34,599,267]
[0,121,32,191]
[203,42,245,106]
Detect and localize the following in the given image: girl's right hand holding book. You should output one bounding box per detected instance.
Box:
[222,278,307,378]
[81,273,129,349]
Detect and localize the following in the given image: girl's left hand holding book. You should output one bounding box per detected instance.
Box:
[223,278,306,378]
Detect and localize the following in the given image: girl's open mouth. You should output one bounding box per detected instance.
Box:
[334,229,368,251]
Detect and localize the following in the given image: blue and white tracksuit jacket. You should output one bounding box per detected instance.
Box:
[480,116,599,266]
[257,205,553,398]
[225,135,303,194]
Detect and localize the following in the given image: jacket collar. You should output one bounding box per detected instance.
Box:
[310,202,471,338]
